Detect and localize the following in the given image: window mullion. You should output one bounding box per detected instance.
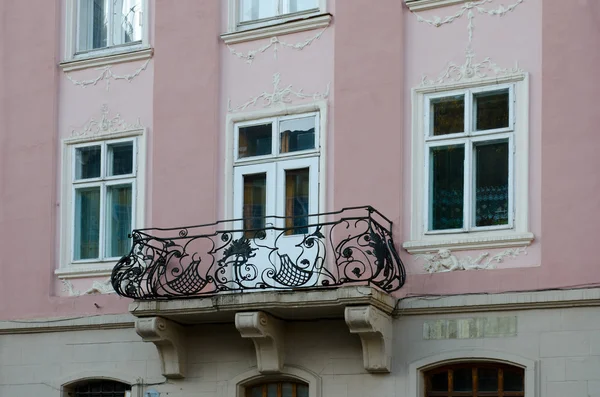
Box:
[99,183,107,260]
[108,0,115,47]
[464,140,473,231]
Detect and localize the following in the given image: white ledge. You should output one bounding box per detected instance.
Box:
[221,14,331,45]
[405,0,469,12]
[403,232,534,254]
[60,47,153,72]
[55,264,116,279]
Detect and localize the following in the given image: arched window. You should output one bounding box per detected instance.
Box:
[246,381,309,397]
[67,380,131,397]
[424,362,524,396]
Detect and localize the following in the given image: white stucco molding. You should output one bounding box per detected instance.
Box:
[235,311,285,374]
[135,317,187,379]
[405,0,470,11]
[228,365,322,397]
[344,305,393,373]
[408,349,538,397]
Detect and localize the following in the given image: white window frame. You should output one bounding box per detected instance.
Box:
[404,75,533,254]
[223,0,329,44]
[57,128,146,279]
[224,102,328,224]
[62,0,151,70]
[405,0,471,12]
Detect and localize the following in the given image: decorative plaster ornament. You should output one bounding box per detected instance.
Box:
[228,73,330,112]
[228,28,327,64]
[65,59,150,91]
[415,247,527,273]
[412,0,526,86]
[61,278,115,296]
[71,104,143,137]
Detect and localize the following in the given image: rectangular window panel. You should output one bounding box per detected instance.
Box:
[280,116,315,154]
[78,0,110,51]
[453,368,473,392]
[112,0,143,46]
[474,89,510,131]
[285,168,310,235]
[107,141,134,176]
[430,145,464,230]
[267,384,278,397]
[243,173,267,237]
[74,187,101,260]
[106,184,133,258]
[504,368,525,392]
[289,0,318,13]
[240,0,277,22]
[478,368,499,391]
[431,95,465,136]
[475,140,509,227]
[75,145,102,180]
[238,123,273,159]
[297,385,309,397]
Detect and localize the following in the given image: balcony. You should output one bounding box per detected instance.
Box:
[111,206,405,377]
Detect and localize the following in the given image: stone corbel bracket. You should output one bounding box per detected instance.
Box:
[235,311,284,374]
[344,305,393,373]
[136,317,187,379]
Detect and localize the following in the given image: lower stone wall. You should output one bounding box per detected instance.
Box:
[0,302,599,396]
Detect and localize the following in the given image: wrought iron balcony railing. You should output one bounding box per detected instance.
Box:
[111,206,406,299]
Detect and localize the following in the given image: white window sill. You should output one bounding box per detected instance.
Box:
[405,0,469,12]
[221,13,332,45]
[55,263,116,279]
[403,232,534,254]
[60,46,153,72]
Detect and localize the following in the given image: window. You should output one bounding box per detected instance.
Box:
[424,362,524,397]
[425,85,513,233]
[58,130,145,278]
[77,0,143,53]
[246,381,309,397]
[68,380,131,397]
[405,76,533,253]
[239,0,318,23]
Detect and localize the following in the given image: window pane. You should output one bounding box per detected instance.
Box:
[297,385,309,397]
[112,0,143,46]
[475,89,510,131]
[240,0,277,22]
[75,145,101,180]
[478,368,499,391]
[74,187,101,260]
[431,95,464,136]
[453,368,472,392]
[267,384,278,397]
[107,141,134,176]
[282,383,294,397]
[430,145,464,230]
[504,368,525,391]
[239,124,272,158]
[430,371,449,391]
[285,168,310,235]
[289,0,318,13]
[280,116,316,154]
[78,0,109,51]
[243,173,267,238]
[249,385,263,397]
[475,141,509,227]
[106,184,133,258]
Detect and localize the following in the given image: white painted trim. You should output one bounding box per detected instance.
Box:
[221,13,331,44]
[228,365,322,397]
[405,0,470,12]
[60,47,153,72]
[227,0,327,34]
[397,287,600,315]
[224,101,328,222]
[64,0,150,63]
[58,128,147,279]
[0,314,135,334]
[54,371,143,397]
[407,74,531,253]
[407,349,538,397]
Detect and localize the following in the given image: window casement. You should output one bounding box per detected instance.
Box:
[404,75,533,253]
[233,112,321,237]
[66,380,132,397]
[245,381,309,397]
[57,130,146,279]
[63,0,151,69]
[424,362,525,397]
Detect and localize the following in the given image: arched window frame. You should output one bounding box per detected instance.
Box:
[228,366,321,397]
[408,350,538,397]
[56,372,140,397]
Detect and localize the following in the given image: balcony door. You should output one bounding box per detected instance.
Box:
[233,156,319,288]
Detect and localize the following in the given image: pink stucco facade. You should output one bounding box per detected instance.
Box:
[0,0,598,319]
